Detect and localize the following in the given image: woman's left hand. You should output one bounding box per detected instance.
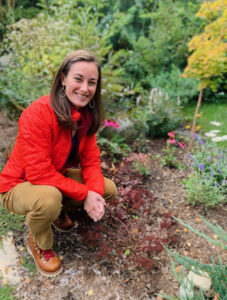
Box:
[84,190,106,222]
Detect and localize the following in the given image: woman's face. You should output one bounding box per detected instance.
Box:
[61,61,99,110]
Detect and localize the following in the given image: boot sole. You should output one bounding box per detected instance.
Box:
[52,223,75,233]
[27,244,63,277]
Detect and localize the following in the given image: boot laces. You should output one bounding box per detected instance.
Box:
[39,248,56,261]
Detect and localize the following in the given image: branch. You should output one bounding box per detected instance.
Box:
[188,89,203,151]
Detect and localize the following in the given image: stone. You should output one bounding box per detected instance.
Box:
[0,232,22,285]
[187,269,212,291]
[179,269,212,299]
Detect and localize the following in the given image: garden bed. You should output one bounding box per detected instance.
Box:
[0,111,226,299]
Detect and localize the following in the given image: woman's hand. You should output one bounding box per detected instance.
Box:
[84,191,106,222]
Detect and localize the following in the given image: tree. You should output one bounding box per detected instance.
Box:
[183,0,227,149]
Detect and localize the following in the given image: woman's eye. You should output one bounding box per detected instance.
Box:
[75,77,82,82]
[89,81,96,86]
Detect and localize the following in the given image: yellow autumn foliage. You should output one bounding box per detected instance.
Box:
[183,0,227,91]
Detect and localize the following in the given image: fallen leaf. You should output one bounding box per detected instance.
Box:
[195,217,201,223]
[24,278,32,284]
[3,279,8,285]
[184,250,189,256]
[120,162,124,168]
[88,289,93,296]
[5,267,9,273]
[213,294,219,300]
[19,257,24,264]
[124,249,131,256]
[184,228,188,232]
[213,235,218,240]
[169,200,173,206]
[186,242,191,247]
[125,278,130,283]
[59,255,64,261]
[156,296,163,300]
[175,266,181,273]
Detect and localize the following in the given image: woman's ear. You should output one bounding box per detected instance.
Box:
[61,73,65,86]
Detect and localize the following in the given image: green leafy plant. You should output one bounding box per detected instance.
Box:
[97,134,131,162]
[184,173,226,208]
[133,88,182,138]
[161,216,227,300]
[161,131,185,169]
[0,0,125,115]
[124,152,151,177]
[185,137,227,208]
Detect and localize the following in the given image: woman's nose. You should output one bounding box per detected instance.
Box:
[80,81,88,93]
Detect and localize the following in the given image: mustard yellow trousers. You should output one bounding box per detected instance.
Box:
[0,169,117,250]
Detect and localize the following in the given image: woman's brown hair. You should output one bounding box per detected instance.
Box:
[50,50,103,135]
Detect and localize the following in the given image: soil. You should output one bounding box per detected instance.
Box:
[0,110,226,300]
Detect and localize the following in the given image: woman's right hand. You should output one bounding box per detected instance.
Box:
[84,190,106,222]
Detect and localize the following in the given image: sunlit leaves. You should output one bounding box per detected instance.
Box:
[183,0,227,91]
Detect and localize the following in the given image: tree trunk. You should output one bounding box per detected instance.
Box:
[188,89,203,151]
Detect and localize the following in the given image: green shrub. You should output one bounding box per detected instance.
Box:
[148,66,198,105]
[0,0,124,115]
[185,139,227,208]
[97,133,131,162]
[132,88,182,138]
[185,173,226,208]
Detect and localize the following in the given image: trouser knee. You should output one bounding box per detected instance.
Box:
[31,186,62,221]
[104,178,117,201]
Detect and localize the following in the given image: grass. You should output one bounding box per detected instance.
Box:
[0,205,24,237]
[183,102,227,148]
[0,285,15,300]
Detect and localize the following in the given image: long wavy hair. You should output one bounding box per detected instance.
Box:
[50,50,103,135]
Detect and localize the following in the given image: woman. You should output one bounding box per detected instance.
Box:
[0,50,117,277]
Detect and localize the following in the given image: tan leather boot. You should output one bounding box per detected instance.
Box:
[53,212,74,232]
[27,231,62,277]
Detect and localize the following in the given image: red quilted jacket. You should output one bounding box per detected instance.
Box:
[0,95,104,201]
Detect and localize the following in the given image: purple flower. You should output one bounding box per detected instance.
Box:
[217,168,223,174]
[210,168,214,177]
[218,150,223,160]
[197,164,205,171]
[215,182,220,187]
[221,180,227,185]
[199,139,206,146]
[207,156,212,162]
[187,154,194,160]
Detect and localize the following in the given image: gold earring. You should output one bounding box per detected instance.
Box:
[89,99,95,109]
[58,86,66,99]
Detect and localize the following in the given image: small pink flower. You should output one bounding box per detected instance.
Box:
[178,142,185,149]
[167,139,176,144]
[103,119,120,129]
[168,131,175,138]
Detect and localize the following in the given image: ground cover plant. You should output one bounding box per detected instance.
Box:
[162,217,227,300]
[71,156,179,271]
[185,136,227,208]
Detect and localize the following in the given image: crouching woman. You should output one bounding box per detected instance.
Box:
[0,50,117,277]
